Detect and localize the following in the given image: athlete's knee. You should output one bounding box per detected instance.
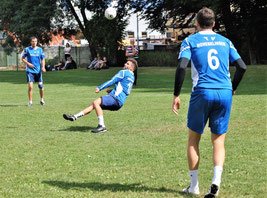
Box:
[28,85,33,90]
[38,83,44,90]
[93,98,101,107]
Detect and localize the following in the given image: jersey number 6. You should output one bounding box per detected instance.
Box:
[208,49,219,70]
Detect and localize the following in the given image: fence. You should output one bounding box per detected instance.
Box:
[0,45,91,68]
[0,45,179,69]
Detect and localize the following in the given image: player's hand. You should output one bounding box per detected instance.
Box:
[232,90,236,95]
[42,67,46,72]
[172,95,181,116]
[106,89,112,93]
[95,88,100,93]
[28,63,34,68]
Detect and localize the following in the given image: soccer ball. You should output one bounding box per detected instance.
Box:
[105,7,117,20]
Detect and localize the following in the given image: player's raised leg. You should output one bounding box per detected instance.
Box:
[183,129,201,195]
[63,97,106,132]
[28,82,33,106]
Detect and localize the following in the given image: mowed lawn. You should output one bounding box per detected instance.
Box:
[0,66,266,198]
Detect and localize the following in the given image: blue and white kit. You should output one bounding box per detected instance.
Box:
[22,46,45,74]
[178,31,241,134]
[97,69,135,110]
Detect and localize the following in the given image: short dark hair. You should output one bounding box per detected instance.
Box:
[30,36,37,41]
[196,7,215,29]
[127,58,138,70]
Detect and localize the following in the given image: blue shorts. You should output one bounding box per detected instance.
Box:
[26,72,43,82]
[101,95,122,111]
[187,89,232,134]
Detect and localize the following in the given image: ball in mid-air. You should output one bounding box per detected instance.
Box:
[105,7,117,20]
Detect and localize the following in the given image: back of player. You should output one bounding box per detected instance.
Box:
[173,7,246,197]
[180,31,240,90]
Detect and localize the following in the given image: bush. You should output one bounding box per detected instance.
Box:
[45,58,58,66]
[139,50,178,67]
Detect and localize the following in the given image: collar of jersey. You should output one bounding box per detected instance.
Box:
[198,30,216,35]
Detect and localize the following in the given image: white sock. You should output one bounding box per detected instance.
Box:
[98,116,105,127]
[40,98,44,102]
[212,166,223,186]
[29,100,32,104]
[74,111,84,119]
[189,170,199,189]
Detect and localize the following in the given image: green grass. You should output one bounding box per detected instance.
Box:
[0,66,266,198]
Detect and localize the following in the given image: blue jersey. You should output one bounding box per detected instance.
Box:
[22,46,45,73]
[179,31,241,90]
[97,70,135,105]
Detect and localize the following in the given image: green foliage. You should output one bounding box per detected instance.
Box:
[0,0,60,50]
[0,66,266,197]
[136,0,267,64]
[45,58,58,66]
[64,0,130,64]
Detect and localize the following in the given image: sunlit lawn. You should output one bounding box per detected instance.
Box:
[0,66,266,197]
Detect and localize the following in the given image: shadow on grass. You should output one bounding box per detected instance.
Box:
[1,67,265,95]
[42,180,190,196]
[58,126,95,132]
[0,104,26,107]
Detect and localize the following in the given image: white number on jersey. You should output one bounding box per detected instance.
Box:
[208,49,219,70]
[127,82,133,94]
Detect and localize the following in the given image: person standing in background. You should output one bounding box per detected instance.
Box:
[125,39,138,85]
[64,43,71,61]
[22,36,46,107]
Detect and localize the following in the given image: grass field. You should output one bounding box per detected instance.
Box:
[0,66,266,198]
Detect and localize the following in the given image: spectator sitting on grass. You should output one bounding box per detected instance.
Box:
[87,57,98,70]
[61,56,77,70]
[54,59,65,70]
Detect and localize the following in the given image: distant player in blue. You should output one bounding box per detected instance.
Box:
[22,36,46,107]
[172,8,246,197]
[63,58,137,133]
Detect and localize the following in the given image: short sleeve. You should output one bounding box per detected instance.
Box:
[40,49,45,59]
[21,48,27,58]
[178,38,191,60]
[229,41,241,63]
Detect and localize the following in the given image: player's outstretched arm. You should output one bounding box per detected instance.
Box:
[232,58,246,95]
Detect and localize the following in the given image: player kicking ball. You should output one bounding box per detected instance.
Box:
[63,58,137,133]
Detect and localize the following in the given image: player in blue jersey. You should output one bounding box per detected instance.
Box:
[172,8,246,197]
[63,58,137,133]
[22,37,46,107]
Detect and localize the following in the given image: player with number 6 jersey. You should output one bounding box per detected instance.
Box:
[178,30,241,90]
[63,58,137,133]
[172,7,246,197]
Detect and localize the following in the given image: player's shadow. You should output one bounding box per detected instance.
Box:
[59,126,95,132]
[42,181,188,195]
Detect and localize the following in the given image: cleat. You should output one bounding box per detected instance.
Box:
[40,100,45,106]
[182,185,200,195]
[28,102,32,107]
[63,114,76,121]
[204,184,219,198]
[91,125,107,133]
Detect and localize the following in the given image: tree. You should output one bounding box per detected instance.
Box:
[0,0,61,53]
[137,0,267,64]
[63,0,130,64]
